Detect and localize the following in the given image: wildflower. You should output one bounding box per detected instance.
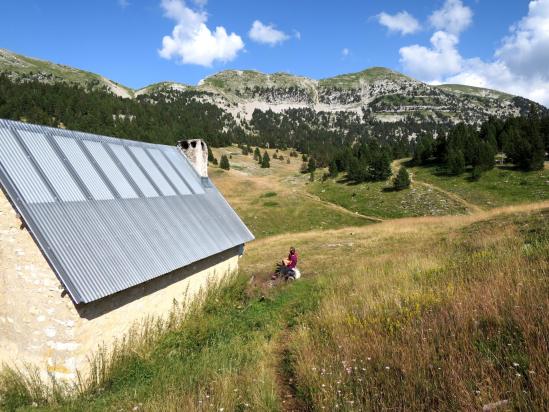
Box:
[513,362,519,367]
[385,366,390,370]
[516,373,522,377]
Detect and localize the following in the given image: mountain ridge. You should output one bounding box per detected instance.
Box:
[0,48,545,127]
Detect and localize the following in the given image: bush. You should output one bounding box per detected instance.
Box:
[307,157,317,173]
[393,166,411,191]
[328,160,338,178]
[261,151,270,168]
[253,147,261,162]
[219,155,230,170]
[470,165,482,181]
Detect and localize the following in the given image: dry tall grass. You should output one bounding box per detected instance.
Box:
[287,209,549,410]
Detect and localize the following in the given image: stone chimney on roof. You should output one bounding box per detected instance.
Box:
[178,139,208,177]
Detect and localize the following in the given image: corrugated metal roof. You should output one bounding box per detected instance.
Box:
[0,119,254,304]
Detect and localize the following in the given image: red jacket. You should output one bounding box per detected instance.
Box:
[287,253,298,269]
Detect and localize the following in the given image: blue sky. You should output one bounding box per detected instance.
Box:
[1,0,548,104]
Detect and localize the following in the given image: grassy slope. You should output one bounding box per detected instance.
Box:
[210,147,374,237]
[309,161,549,218]
[410,163,549,209]
[1,149,548,411]
[0,49,133,95]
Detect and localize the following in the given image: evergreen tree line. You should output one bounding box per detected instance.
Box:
[0,75,242,147]
[0,75,546,178]
[327,140,393,183]
[412,108,548,176]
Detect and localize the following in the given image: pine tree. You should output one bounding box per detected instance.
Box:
[207,146,215,162]
[447,149,465,175]
[219,154,230,170]
[307,157,317,173]
[328,160,338,177]
[412,133,434,165]
[253,147,261,161]
[393,166,411,191]
[472,140,496,172]
[261,151,270,168]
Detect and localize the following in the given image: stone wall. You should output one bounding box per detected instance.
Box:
[0,189,240,381]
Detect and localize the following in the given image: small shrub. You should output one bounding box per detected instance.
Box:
[261,151,270,168]
[393,166,411,191]
[219,155,230,170]
[470,165,482,181]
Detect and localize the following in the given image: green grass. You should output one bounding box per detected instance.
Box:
[319,67,410,88]
[4,208,547,411]
[436,84,512,100]
[1,275,323,411]
[238,193,373,238]
[309,178,469,219]
[410,164,549,208]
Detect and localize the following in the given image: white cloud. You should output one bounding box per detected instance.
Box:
[191,0,207,6]
[158,0,244,67]
[399,0,549,106]
[429,0,472,35]
[118,0,130,8]
[495,0,549,79]
[377,11,421,35]
[399,31,462,81]
[249,20,290,46]
[342,48,350,57]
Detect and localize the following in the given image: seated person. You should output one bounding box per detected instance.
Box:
[273,247,298,279]
[283,246,298,271]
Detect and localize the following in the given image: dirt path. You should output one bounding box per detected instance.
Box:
[274,329,305,412]
[414,180,484,214]
[301,192,384,222]
[391,159,484,214]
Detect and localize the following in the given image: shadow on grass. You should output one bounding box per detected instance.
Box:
[382,187,400,193]
[336,176,362,186]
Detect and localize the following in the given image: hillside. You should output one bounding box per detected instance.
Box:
[1,147,547,411]
[0,49,134,98]
[1,48,544,127]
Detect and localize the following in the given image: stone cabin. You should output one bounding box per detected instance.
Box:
[0,119,254,381]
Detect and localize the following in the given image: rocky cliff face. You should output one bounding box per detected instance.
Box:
[0,48,544,128]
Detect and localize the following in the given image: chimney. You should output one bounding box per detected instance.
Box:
[177,139,208,177]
